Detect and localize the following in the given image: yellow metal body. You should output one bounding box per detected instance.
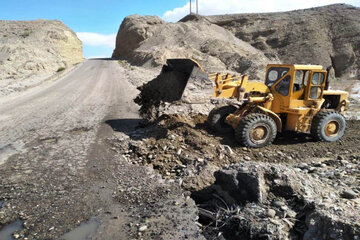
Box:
[210,63,349,133]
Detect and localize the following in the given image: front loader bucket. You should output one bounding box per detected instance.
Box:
[165,59,213,103]
[135,58,214,118]
[166,58,204,74]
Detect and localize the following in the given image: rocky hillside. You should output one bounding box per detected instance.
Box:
[207,4,360,79]
[113,4,360,80]
[0,20,83,96]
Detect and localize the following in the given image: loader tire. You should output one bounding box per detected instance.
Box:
[235,113,277,148]
[207,105,237,134]
[311,111,346,142]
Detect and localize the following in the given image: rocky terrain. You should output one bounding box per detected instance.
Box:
[0,20,83,97]
[109,109,360,239]
[112,58,360,239]
[111,4,360,239]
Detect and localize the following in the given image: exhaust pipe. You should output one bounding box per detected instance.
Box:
[325,65,332,90]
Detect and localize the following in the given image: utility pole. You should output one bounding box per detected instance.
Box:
[190,0,199,14]
[196,0,199,14]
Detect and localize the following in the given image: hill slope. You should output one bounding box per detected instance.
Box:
[0,19,83,96]
[207,4,360,79]
[112,15,272,79]
[113,4,360,80]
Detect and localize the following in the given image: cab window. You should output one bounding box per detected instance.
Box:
[294,70,309,92]
[312,73,325,85]
[275,75,291,96]
[310,87,322,99]
[309,72,325,99]
[294,71,303,92]
[266,67,289,87]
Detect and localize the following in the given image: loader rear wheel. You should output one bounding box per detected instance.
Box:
[207,105,237,134]
[235,113,277,148]
[311,111,346,142]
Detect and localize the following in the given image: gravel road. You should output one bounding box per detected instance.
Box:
[0,59,201,240]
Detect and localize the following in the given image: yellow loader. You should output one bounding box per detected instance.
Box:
[164,59,349,148]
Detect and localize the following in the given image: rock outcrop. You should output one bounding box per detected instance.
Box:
[192,162,360,240]
[113,4,360,80]
[0,20,83,96]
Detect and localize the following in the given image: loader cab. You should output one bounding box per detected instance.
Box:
[265,64,326,109]
[265,64,328,132]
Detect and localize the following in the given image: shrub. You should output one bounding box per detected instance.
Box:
[20,31,31,38]
[56,67,66,72]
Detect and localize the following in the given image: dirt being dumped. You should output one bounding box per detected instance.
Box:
[134,59,214,120]
[110,113,360,239]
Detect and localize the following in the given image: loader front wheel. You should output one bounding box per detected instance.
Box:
[311,111,346,142]
[235,113,277,148]
[207,105,237,134]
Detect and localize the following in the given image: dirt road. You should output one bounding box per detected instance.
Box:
[0,59,201,239]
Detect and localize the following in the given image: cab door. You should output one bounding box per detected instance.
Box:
[305,70,327,101]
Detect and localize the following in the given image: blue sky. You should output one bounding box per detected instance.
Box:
[1,0,359,58]
[0,0,187,58]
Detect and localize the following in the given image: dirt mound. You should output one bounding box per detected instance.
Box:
[112,15,165,60]
[0,20,83,97]
[112,15,270,79]
[207,4,360,79]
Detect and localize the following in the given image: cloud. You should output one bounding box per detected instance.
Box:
[162,0,360,22]
[76,32,116,48]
